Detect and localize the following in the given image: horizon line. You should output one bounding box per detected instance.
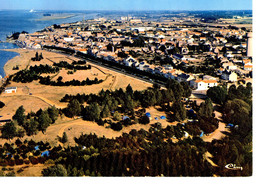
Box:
[0,9,253,11]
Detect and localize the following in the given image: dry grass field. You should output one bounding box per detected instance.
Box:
[0,163,53,176]
[1,49,152,116]
[0,49,154,147]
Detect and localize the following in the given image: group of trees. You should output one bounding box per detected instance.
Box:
[12,62,103,86]
[39,76,103,86]
[0,139,51,169]
[31,52,43,61]
[41,128,214,176]
[61,80,191,131]
[53,61,91,70]
[205,82,252,176]
[12,64,59,83]
[1,105,59,139]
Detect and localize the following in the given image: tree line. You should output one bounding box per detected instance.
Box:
[1,106,59,139]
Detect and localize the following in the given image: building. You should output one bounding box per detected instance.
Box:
[5,87,17,93]
[190,79,218,90]
[221,70,238,82]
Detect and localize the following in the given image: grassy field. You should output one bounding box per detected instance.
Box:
[1,49,152,117]
[0,49,154,147]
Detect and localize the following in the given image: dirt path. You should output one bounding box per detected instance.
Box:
[204,151,218,167]
[202,110,229,142]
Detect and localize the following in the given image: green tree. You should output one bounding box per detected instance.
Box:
[223,99,250,127]
[101,104,110,118]
[12,105,26,126]
[1,121,17,139]
[61,132,68,143]
[38,111,52,133]
[42,164,68,176]
[47,106,59,123]
[26,118,39,136]
[198,98,214,118]
[180,81,192,98]
[66,99,81,118]
[87,102,101,121]
[126,84,133,97]
[207,86,227,105]
[113,111,121,121]
[172,100,186,121]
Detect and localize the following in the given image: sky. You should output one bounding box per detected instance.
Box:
[0,0,252,11]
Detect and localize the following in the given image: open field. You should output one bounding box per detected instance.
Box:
[0,105,172,147]
[0,163,52,176]
[2,49,152,114]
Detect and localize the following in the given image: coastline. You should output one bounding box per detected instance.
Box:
[35,14,76,21]
[2,48,26,77]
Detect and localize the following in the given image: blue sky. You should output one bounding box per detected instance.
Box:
[0,0,252,10]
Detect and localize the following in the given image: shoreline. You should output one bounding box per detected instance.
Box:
[2,48,25,77]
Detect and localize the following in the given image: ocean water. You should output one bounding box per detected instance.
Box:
[0,10,97,77]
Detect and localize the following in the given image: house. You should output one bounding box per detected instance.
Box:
[190,79,218,90]
[5,87,17,93]
[177,73,194,83]
[123,56,137,67]
[221,70,238,82]
[243,62,253,71]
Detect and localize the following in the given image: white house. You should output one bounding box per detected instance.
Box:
[221,70,238,82]
[123,56,137,67]
[5,87,17,93]
[190,80,218,90]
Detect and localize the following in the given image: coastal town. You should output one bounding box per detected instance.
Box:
[15,13,253,91]
[0,10,252,177]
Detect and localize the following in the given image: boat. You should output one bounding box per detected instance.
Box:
[29,9,35,13]
[225,163,243,171]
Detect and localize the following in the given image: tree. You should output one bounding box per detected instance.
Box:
[113,111,121,121]
[126,84,133,97]
[42,164,67,176]
[26,118,39,136]
[87,102,101,121]
[61,132,68,143]
[198,98,214,118]
[139,115,150,125]
[12,105,26,126]
[101,104,110,118]
[223,99,250,127]
[180,81,192,98]
[172,100,186,121]
[38,111,52,133]
[207,86,227,105]
[66,99,81,118]
[47,106,59,123]
[1,121,17,139]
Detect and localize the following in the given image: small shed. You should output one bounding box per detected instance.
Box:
[5,87,17,93]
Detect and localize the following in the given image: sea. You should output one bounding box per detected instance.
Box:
[0,10,97,77]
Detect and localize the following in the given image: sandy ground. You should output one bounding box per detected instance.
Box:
[0,163,52,176]
[1,49,152,118]
[202,110,230,142]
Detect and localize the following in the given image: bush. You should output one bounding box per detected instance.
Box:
[110,122,123,131]
[139,115,150,125]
